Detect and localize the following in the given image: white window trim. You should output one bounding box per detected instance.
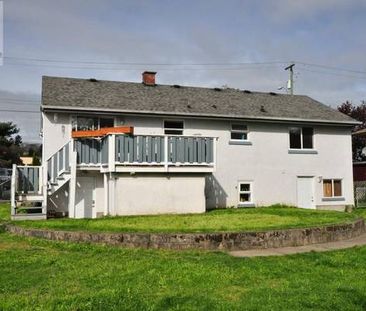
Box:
[163,119,184,135]
[322,178,343,199]
[71,115,116,132]
[238,181,254,206]
[288,126,315,151]
[230,123,250,143]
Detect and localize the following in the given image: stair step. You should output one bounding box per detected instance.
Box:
[17,194,43,201]
[11,213,47,221]
[16,206,43,211]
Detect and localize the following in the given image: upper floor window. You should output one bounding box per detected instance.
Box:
[164,120,184,135]
[72,116,114,131]
[289,127,313,149]
[231,124,248,141]
[323,179,342,198]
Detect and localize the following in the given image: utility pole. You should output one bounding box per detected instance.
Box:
[285,63,295,95]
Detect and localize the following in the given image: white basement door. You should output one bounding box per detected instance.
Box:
[296,176,315,209]
[75,177,95,218]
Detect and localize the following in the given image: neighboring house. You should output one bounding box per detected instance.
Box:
[353,162,366,183]
[351,129,366,183]
[11,72,358,219]
[20,157,33,166]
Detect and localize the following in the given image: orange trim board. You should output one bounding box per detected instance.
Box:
[72,126,134,138]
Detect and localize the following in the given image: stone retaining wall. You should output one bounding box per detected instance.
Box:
[5,218,365,251]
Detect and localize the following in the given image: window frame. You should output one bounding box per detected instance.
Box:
[163,120,184,135]
[238,181,254,206]
[230,123,249,142]
[288,126,315,150]
[322,178,343,198]
[71,115,115,132]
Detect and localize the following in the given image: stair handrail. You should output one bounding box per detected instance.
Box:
[46,140,73,162]
[47,140,73,183]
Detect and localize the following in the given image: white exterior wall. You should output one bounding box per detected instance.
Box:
[43,112,71,160]
[114,174,205,215]
[42,111,355,215]
[120,114,354,209]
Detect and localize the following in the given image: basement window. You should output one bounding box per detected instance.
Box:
[164,120,184,135]
[323,179,342,198]
[238,182,253,205]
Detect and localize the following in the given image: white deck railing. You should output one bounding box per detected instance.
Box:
[74,134,217,172]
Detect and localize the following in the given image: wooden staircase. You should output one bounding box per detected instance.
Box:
[11,141,75,220]
[10,165,46,220]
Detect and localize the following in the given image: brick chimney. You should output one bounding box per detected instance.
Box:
[142,71,157,86]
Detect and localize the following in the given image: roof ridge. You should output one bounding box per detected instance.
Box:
[42,75,305,97]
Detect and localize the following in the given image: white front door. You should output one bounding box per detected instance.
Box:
[297,177,315,209]
[75,177,95,218]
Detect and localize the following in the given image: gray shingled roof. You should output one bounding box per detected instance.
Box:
[42,76,357,125]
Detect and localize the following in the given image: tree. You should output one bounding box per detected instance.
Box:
[0,122,22,167]
[338,101,366,161]
[32,156,41,166]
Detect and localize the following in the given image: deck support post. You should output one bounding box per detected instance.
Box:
[68,147,77,218]
[103,173,109,216]
[11,164,16,216]
[108,172,116,216]
[108,134,116,172]
[164,136,168,172]
[42,162,48,215]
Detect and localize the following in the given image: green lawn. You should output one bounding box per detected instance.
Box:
[354,207,366,220]
[1,232,366,310]
[0,202,10,222]
[2,203,366,309]
[0,203,358,233]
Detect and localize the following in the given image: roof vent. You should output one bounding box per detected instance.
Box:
[269,92,277,96]
[213,87,222,91]
[187,104,192,109]
[212,104,217,109]
[243,90,251,94]
[172,84,181,88]
[260,105,267,112]
[89,78,98,82]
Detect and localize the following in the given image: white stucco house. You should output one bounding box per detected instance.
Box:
[11,72,358,219]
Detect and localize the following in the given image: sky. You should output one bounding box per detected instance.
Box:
[0,0,366,142]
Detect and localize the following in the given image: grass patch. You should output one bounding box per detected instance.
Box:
[1,232,366,310]
[0,203,358,233]
[0,202,10,222]
[353,207,366,220]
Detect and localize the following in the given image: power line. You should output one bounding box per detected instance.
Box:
[4,61,284,71]
[297,61,366,75]
[301,68,366,80]
[5,56,287,66]
[0,102,39,107]
[5,56,366,75]
[0,109,39,113]
[0,97,40,103]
